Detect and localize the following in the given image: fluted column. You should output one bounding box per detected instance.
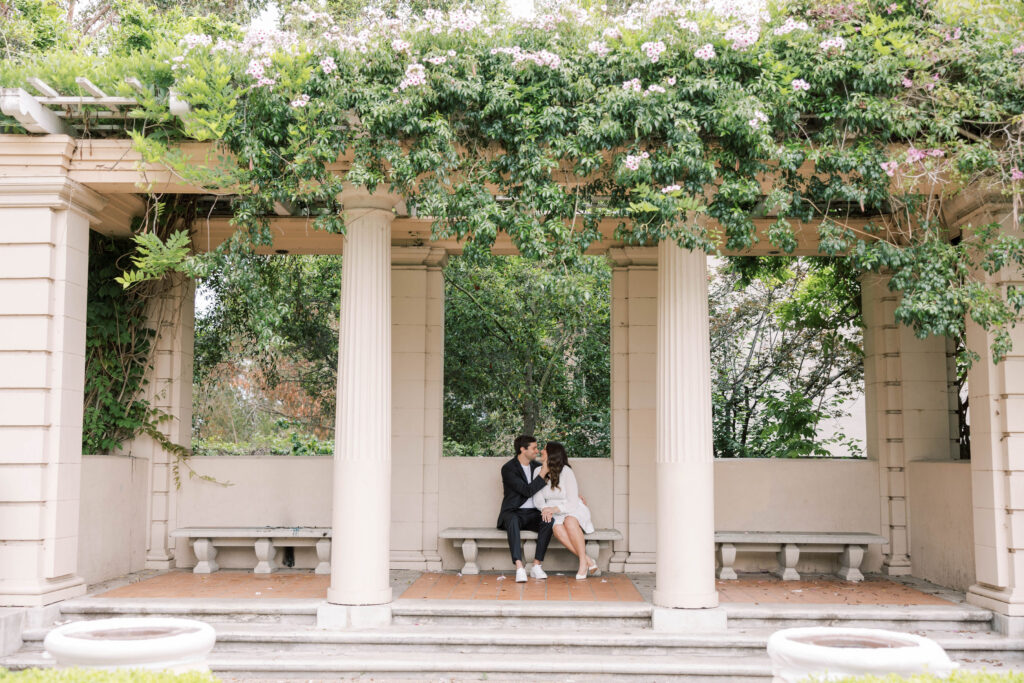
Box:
[321,188,398,628]
[652,240,723,629]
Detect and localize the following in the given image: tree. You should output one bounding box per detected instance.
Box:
[710,257,865,458]
[443,253,611,457]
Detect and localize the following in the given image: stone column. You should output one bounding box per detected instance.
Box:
[862,274,956,576]
[390,246,446,570]
[135,277,195,569]
[953,197,1024,635]
[320,189,398,629]
[0,177,104,606]
[652,240,723,630]
[607,247,658,573]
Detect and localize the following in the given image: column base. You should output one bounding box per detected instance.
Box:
[967,583,1024,618]
[881,561,912,577]
[653,588,719,610]
[327,586,392,606]
[0,576,86,607]
[624,553,656,573]
[652,606,727,632]
[317,602,392,629]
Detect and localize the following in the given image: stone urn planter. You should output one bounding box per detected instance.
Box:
[44,617,216,672]
[767,626,957,682]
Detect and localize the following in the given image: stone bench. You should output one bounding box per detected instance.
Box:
[171,527,332,575]
[439,527,623,574]
[715,531,887,582]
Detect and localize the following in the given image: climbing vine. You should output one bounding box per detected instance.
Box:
[6,0,1024,360]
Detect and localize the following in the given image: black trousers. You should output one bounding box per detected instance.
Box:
[498,508,553,563]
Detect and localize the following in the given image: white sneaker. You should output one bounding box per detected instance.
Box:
[530,564,548,580]
[515,566,528,583]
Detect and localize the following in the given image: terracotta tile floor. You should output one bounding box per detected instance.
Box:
[714,576,953,606]
[400,572,644,601]
[94,571,954,606]
[100,571,330,599]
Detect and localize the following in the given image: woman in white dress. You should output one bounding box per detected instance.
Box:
[532,441,601,580]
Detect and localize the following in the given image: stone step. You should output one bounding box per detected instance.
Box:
[57,598,319,625]
[18,623,1024,663]
[0,649,775,681]
[391,599,652,629]
[723,603,994,632]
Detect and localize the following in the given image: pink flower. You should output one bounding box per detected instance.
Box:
[320,56,336,74]
[748,111,769,129]
[645,84,666,96]
[661,184,681,193]
[791,78,810,91]
[398,63,426,90]
[667,77,676,86]
[623,151,650,171]
[642,41,666,63]
[1013,45,1024,55]
[1010,167,1023,181]
[773,17,809,35]
[694,44,716,60]
[603,27,622,40]
[588,41,610,57]
[391,39,411,53]
[885,2,897,13]
[945,27,961,41]
[622,78,642,92]
[290,93,310,108]
[906,147,926,163]
[902,77,913,88]
[678,19,699,34]
[819,36,847,53]
[426,55,447,65]
[880,161,899,177]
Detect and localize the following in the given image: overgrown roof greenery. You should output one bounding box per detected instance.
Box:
[3,0,1024,360]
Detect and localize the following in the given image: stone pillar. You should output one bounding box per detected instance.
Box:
[320,189,398,629]
[0,177,104,606]
[607,247,657,573]
[862,274,956,576]
[954,198,1024,634]
[390,246,446,571]
[652,240,723,630]
[135,277,195,569]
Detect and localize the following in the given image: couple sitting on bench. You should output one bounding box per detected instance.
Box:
[497,434,601,583]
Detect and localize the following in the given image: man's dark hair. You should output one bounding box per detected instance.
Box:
[513,435,537,457]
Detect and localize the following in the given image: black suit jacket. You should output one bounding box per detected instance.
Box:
[496,456,548,527]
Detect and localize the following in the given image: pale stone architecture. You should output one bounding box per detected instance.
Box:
[0,130,1018,635]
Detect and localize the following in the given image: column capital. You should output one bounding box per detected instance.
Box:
[942,189,1014,232]
[0,176,106,222]
[391,246,448,268]
[607,246,657,267]
[340,184,404,213]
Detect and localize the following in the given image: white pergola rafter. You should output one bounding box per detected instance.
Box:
[0,77,153,135]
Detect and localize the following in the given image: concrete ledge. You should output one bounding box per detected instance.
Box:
[317,603,392,629]
[652,606,727,632]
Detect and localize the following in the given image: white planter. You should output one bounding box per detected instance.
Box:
[767,626,957,682]
[44,617,216,672]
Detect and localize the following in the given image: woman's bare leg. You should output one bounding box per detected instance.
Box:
[564,516,589,575]
[552,523,583,559]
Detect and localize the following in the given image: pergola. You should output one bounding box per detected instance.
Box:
[1,85,1023,634]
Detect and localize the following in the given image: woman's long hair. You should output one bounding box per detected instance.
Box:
[545,441,571,491]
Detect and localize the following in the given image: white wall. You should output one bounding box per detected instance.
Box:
[78,455,149,585]
[714,458,883,574]
[909,460,974,591]
[172,455,885,575]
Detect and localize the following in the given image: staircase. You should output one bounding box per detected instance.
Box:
[2,597,1021,681]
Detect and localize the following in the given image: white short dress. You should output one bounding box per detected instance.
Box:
[532,465,595,534]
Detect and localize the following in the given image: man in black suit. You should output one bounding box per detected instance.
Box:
[497,434,553,583]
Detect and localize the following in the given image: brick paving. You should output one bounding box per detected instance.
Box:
[94,570,955,605]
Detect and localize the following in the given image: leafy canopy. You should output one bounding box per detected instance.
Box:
[4,0,1024,360]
